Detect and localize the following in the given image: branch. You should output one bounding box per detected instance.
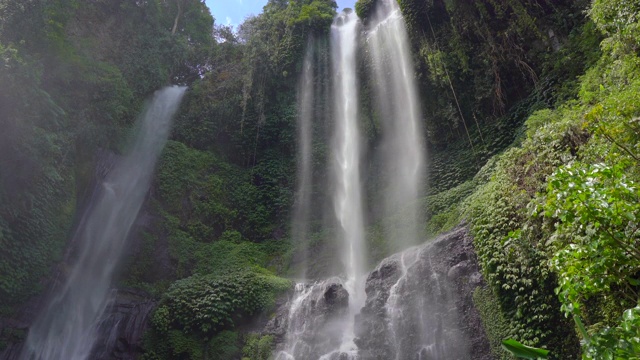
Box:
[172,0,184,35]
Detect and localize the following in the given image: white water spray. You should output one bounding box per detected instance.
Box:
[21,86,186,360]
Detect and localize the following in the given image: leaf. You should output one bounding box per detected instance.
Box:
[573,315,590,342]
[501,339,550,359]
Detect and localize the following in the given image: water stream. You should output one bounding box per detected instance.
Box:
[292,40,315,280]
[369,0,425,253]
[21,86,186,360]
[275,1,474,358]
[327,10,366,358]
[275,10,365,360]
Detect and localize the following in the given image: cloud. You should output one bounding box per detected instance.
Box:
[225,16,235,27]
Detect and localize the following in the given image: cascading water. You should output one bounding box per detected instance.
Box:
[291,40,315,279]
[365,1,457,358]
[368,0,425,252]
[275,10,366,360]
[326,10,366,359]
[275,2,477,359]
[274,279,350,360]
[21,86,186,360]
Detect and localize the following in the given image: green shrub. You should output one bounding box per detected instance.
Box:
[474,287,514,360]
[242,333,274,360]
[154,271,290,337]
[355,0,377,22]
[209,331,240,359]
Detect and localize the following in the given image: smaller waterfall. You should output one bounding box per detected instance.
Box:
[21,86,186,360]
[292,39,315,279]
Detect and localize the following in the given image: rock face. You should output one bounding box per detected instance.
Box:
[269,225,493,360]
[271,278,351,360]
[89,289,156,360]
[355,226,492,360]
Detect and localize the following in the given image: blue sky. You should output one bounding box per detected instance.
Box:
[205,0,356,29]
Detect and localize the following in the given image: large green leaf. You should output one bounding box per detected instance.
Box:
[501,339,549,359]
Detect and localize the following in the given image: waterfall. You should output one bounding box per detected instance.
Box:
[369,0,425,252]
[275,10,366,360]
[291,39,315,279]
[366,1,457,357]
[21,86,186,360]
[327,9,366,358]
[275,2,476,359]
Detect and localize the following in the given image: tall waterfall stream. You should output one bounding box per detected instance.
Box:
[21,87,186,360]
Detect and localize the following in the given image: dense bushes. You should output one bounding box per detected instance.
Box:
[154,272,289,336]
[452,1,640,357]
[143,272,289,359]
[0,42,75,312]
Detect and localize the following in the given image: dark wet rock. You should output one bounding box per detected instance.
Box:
[261,288,295,345]
[323,282,349,310]
[355,225,493,360]
[89,289,156,360]
[448,260,472,280]
[270,278,351,359]
[268,225,492,360]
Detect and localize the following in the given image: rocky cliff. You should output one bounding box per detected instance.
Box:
[268,225,493,360]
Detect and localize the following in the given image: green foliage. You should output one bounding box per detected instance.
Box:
[0,0,215,318]
[524,109,559,138]
[590,0,640,56]
[154,140,294,247]
[396,0,587,147]
[463,115,586,358]
[242,333,274,360]
[584,307,640,359]
[542,163,640,319]
[0,42,75,310]
[156,141,236,241]
[424,180,476,236]
[473,287,514,360]
[460,2,640,358]
[144,271,289,359]
[291,0,337,29]
[209,331,241,359]
[354,0,376,22]
[167,330,204,359]
[157,271,289,336]
[0,327,26,352]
